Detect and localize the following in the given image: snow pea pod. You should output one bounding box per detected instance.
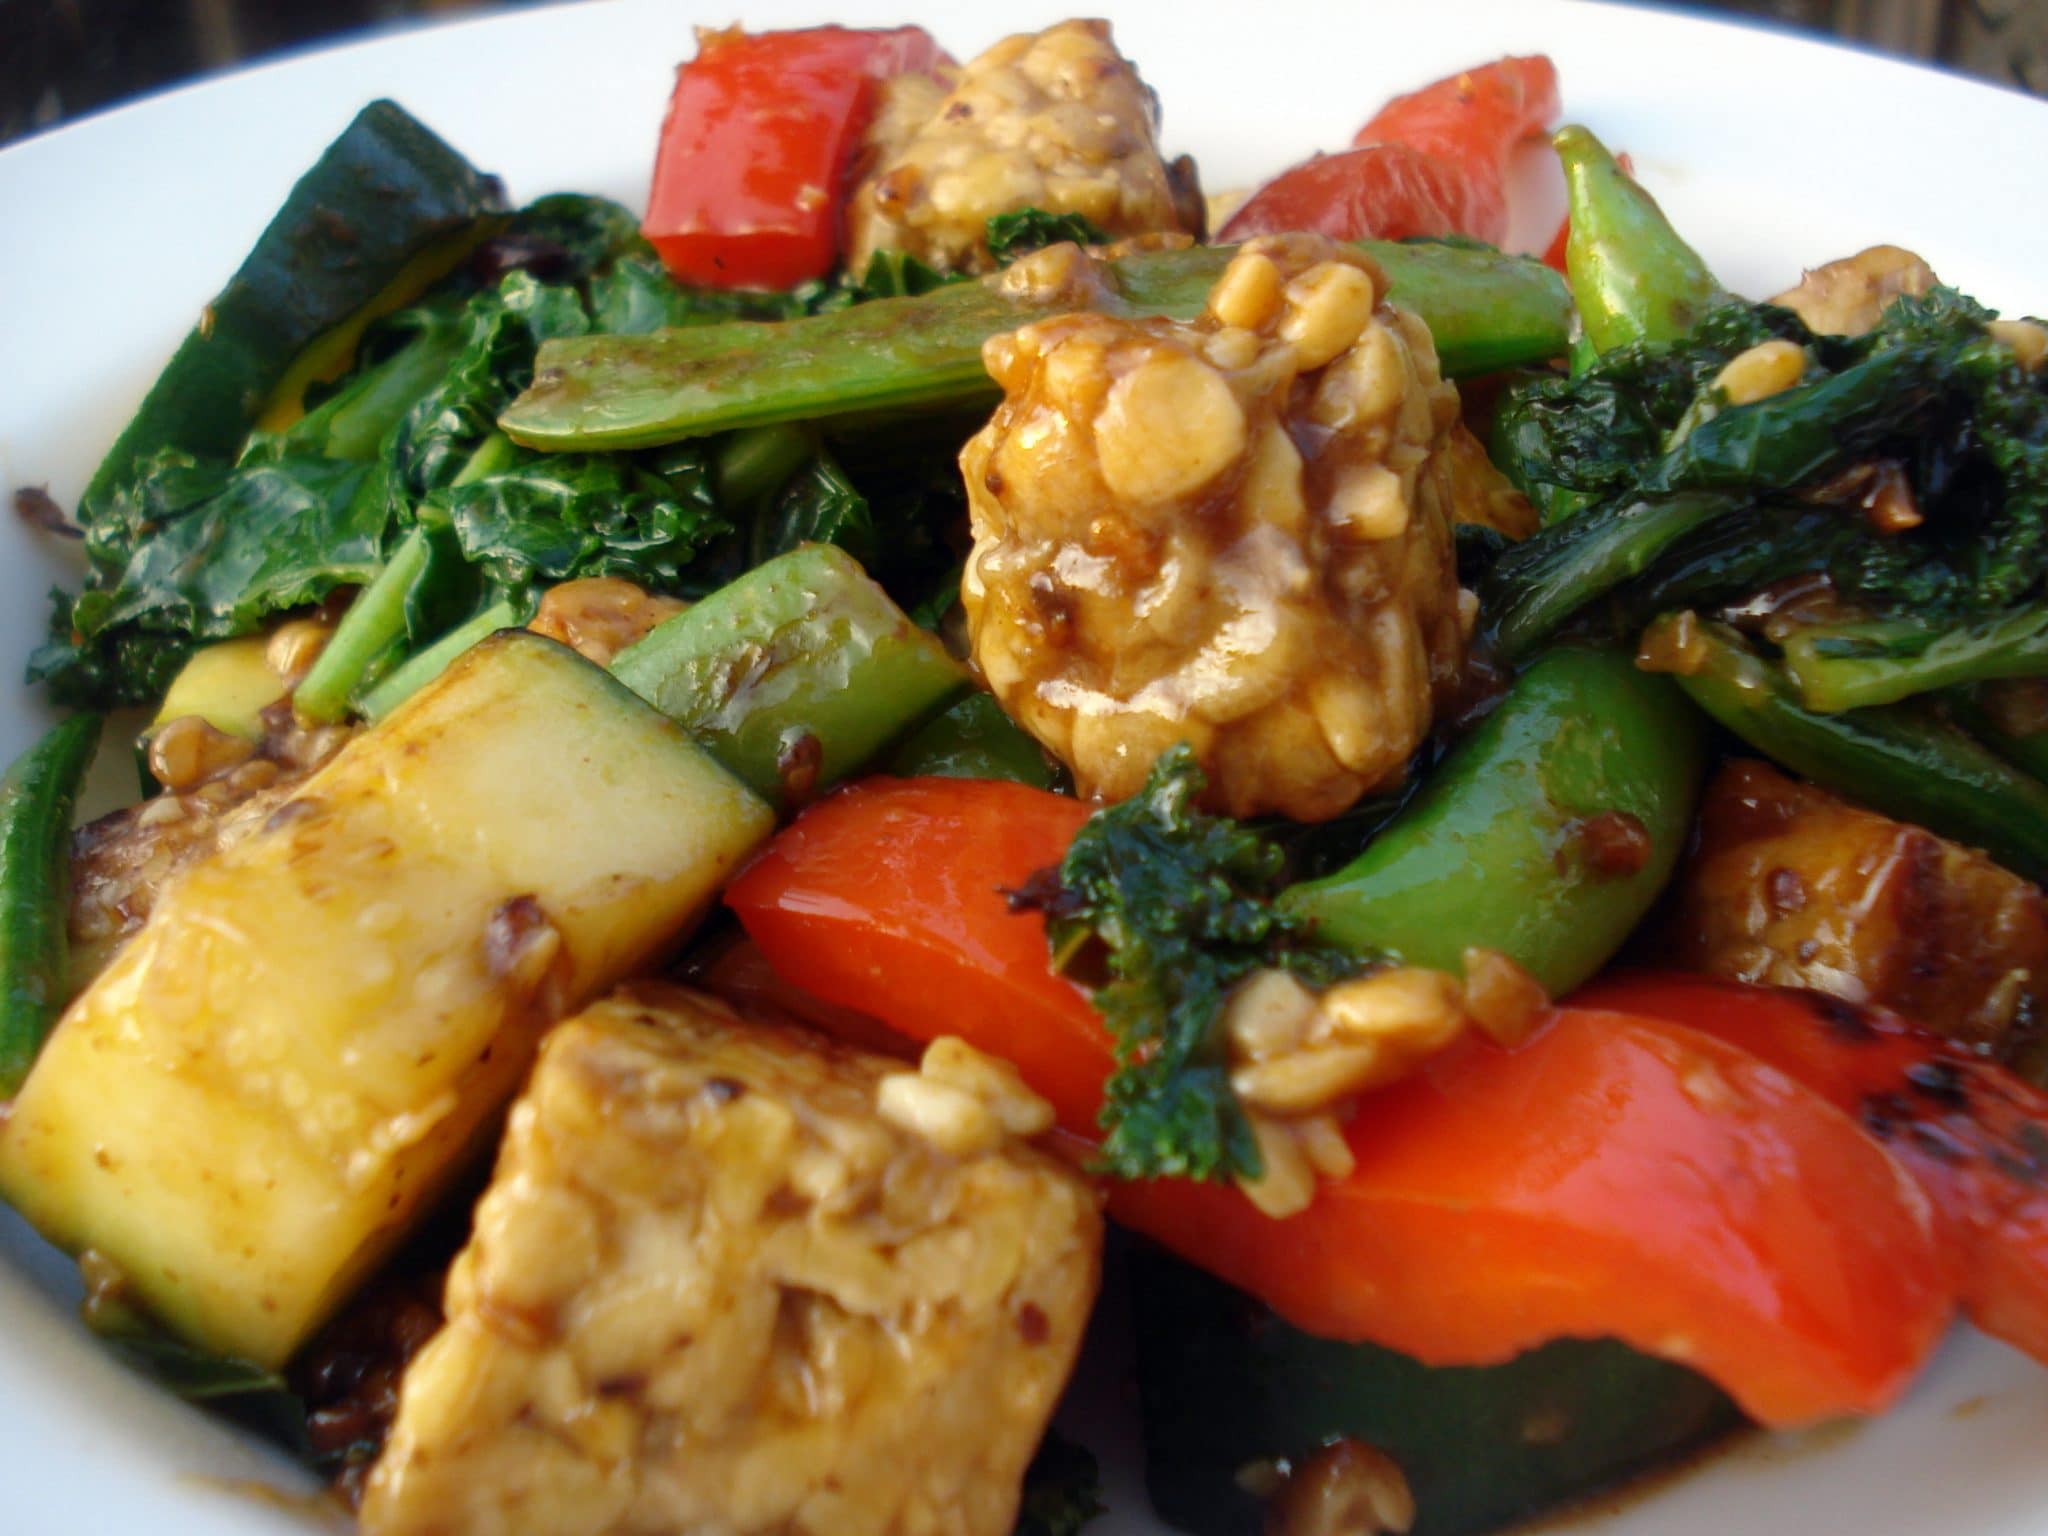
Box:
[1557,125,1724,355]
[886,690,1060,788]
[498,240,1572,452]
[0,713,102,1096]
[610,544,969,810]
[1280,647,1703,994]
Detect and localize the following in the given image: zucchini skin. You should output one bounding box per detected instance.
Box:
[1130,1243,1741,1536]
[0,714,102,1097]
[84,100,505,515]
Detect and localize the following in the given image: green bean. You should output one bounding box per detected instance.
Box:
[610,544,969,810]
[0,714,103,1096]
[886,690,1059,788]
[1556,126,1723,354]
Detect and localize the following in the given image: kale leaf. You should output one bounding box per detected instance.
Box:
[31,198,724,708]
[29,184,981,710]
[986,209,1111,265]
[1485,288,2048,663]
[750,452,877,570]
[1492,301,1807,514]
[442,450,726,596]
[1014,1432,1107,1536]
[1026,746,1363,1183]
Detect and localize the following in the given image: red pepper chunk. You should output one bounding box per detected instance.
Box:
[1576,972,2048,1372]
[727,776,1955,1427]
[1221,55,1559,247]
[643,25,947,290]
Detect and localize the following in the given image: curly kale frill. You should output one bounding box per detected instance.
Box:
[1015,747,1364,1184]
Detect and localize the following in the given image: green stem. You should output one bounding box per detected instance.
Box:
[279,307,465,462]
[0,713,103,1096]
[713,423,813,508]
[1659,618,2048,882]
[1781,607,2048,712]
[449,429,517,487]
[291,527,434,723]
[1485,491,1733,661]
[500,241,1573,452]
[359,599,522,721]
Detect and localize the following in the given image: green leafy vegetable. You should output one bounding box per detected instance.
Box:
[1781,607,2048,712]
[1029,747,1365,1183]
[986,208,1111,265]
[1014,1431,1107,1536]
[1654,618,2048,882]
[749,451,877,569]
[443,450,725,594]
[86,1296,310,1453]
[32,196,742,709]
[1485,288,2048,664]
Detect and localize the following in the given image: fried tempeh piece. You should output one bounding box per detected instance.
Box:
[363,985,1101,1536]
[1668,758,2048,1057]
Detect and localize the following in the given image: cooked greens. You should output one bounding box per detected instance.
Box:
[1015,1431,1107,1536]
[1486,288,2048,673]
[1025,747,1363,1184]
[30,185,986,714]
[986,208,1111,264]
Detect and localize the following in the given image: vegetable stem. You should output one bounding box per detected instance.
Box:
[290,527,434,723]
[1782,608,2048,713]
[1654,617,2048,882]
[1485,491,1732,660]
[359,599,522,721]
[449,430,519,488]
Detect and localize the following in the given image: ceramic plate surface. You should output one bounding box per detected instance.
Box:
[2,1,2046,1531]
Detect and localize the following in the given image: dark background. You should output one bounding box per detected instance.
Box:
[2,0,2044,146]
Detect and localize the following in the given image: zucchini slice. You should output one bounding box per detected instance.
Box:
[0,634,770,1367]
[1130,1243,1742,1536]
[85,99,505,513]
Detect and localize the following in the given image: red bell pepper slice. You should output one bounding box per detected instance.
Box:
[642,25,947,290]
[727,776,1954,1426]
[1220,55,1559,247]
[1576,971,2048,1369]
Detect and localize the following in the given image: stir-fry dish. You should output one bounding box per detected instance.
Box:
[7,18,2048,1536]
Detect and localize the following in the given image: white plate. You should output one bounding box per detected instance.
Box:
[3,1,2047,1532]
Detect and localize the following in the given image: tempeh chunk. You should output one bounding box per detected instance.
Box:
[1668,758,2048,1058]
[363,985,1101,1536]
